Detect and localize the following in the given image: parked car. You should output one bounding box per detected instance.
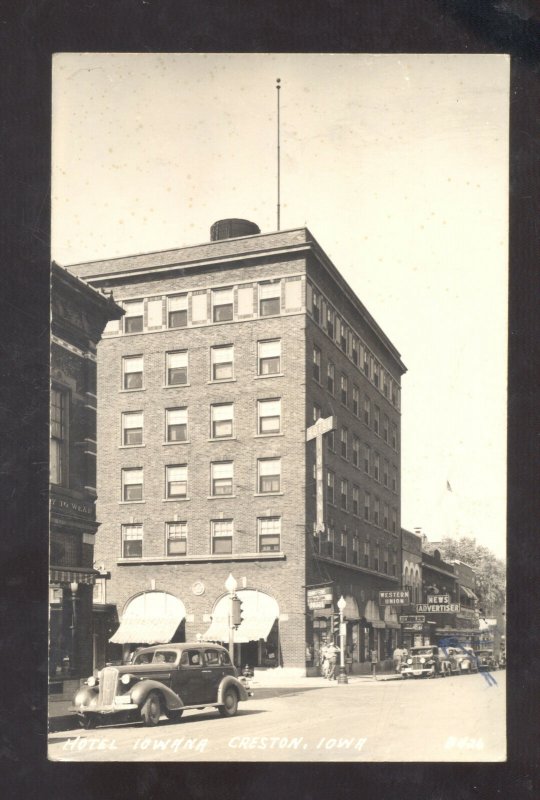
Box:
[444,645,479,675]
[498,651,506,669]
[71,642,252,729]
[400,646,448,678]
[475,649,498,671]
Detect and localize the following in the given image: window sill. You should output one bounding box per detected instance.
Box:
[254,373,284,380]
[119,500,146,505]
[208,437,237,442]
[120,388,146,393]
[253,492,284,497]
[163,440,191,446]
[163,383,191,389]
[207,495,237,500]
[207,379,236,385]
[163,497,191,502]
[254,433,284,439]
[119,444,146,449]
[117,551,286,565]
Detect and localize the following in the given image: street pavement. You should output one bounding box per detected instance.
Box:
[48,670,505,763]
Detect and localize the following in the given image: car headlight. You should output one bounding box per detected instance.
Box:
[407,658,412,665]
[420,657,425,664]
[121,674,133,685]
[87,676,97,687]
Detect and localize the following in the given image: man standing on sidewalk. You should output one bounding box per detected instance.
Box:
[325,641,341,680]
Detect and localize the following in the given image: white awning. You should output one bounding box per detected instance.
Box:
[203,589,279,644]
[110,591,185,644]
[364,600,385,628]
[384,605,400,629]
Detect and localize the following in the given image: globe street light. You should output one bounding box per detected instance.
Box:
[70,581,79,676]
[225,573,237,664]
[337,595,348,684]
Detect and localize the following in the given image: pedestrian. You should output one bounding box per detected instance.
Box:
[325,641,340,680]
[393,644,402,673]
[370,648,378,678]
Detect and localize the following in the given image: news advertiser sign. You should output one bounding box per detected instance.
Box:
[416,603,461,613]
[307,586,333,610]
[427,594,450,605]
[379,590,410,605]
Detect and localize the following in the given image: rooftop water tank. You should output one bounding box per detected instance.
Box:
[210,219,261,241]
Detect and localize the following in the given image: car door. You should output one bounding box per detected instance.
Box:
[171,649,206,705]
[200,648,225,702]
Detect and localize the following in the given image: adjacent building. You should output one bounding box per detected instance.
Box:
[49,263,123,695]
[66,220,406,675]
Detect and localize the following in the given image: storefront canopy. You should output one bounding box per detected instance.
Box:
[204,589,279,644]
[110,591,185,645]
[50,567,98,585]
[365,600,385,628]
[384,605,400,629]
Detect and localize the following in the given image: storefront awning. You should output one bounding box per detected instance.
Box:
[50,567,98,585]
[460,586,476,600]
[109,591,185,644]
[364,599,385,628]
[204,589,279,644]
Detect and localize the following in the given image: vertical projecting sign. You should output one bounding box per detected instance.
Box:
[306,415,336,533]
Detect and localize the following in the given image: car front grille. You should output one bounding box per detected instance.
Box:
[411,657,423,668]
[99,667,119,706]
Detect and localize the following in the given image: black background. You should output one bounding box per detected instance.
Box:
[1,1,538,797]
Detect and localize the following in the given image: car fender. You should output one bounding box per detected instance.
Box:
[218,675,248,703]
[129,680,183,711]
[73,685,100,709]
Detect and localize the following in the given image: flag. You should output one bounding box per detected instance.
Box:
[446,480,453,492]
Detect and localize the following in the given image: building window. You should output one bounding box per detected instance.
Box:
[327,430,335,451]
[392,466,398,493]
[338,530,347,561]
[374,405,380,435]
[383,459,389,487]
[351,336,359,365]
[339,321,348,352]
[326,470,335,505]
[122,524,142,558]
[166,351,188,386]
[340,478,348,511]
[326,307,334,339]
[383,547,389,574]
[363,350,371,379]
[166,465,187,499]
[212,287,233,322]
[364,540,370,568]
[313,346,321,382]
[122,411,143,446]
[258,398,281,434]
[166,408,188,442]
[211,519,233,554]
[352,385,359,416]
[352,485,359,516]
[374,543,380,572]
[383,372,389,398]
[364,443,371,475]
[123,300,143,333]
[168,295,188,328]
[258,458,281,493]
[211,461,233,496]
[339,428,347,460]
[340,374,348,405]
[211,403,233,439]
[122,355,143,390]
[392,508,397,534]
[392,551,397,576]
[211,345,233,381]
[166,522,187,555]
[364,396,371,426]
[50,388,68,485]
[392,424,398,451]
[352,535,359,565]
[383,415,389,443]
[392,382,399,408]
[374,452,380,482]
[364,491,370,521]
[258,517,281,552]
[327,362,335,395]
[326,524,335,558]
[383,503,389,530]
[373,497,380,526]
[352,436,360,468]
[258,339,281,375]
[373,363,380,389]
[122,468,143,501]
[259,281,281,316]
[312,291,321,324]
[313,403,322,423]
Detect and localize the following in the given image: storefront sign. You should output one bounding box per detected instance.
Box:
[416,603,460,613]
[403,623,423,632]
[379,590,410,605]
[427,594,450,605]
[51,495,94,517]
[399,615,425,623]
[307,586,333,610]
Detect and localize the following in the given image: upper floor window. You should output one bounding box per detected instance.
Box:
[364,443,371,474]
[364,539,370,568]
[258,517,281,552]
[166,408,188,442]
[374,405,380,435]
[211,461,233,496]
[373,363,380,389]
[392,465,398,493]
[122,411,143,446]
[313,403,322,423]
[392,508,397,534]
[258,339,281,375]
[123,300,143,333]
[392,550,397,576]
[383,414,389,443]
[211,345,233,381]
[392,423,398,451]
[259,281,281,316]
[168,295,188,328]
[122,355,143,390]
[351,336,359,365]
[339,321,348,352]
[373,496,380,526]
[211,403,233,439]
[166,351,188,386]
[258,458,281,493]
[212,288,233,322]
[340,478,348,511]
[326,307,335,339]
[313,346,321,383]
[352,485,359,516]
[327,362,335,395]
[340,427,348,459]
[363,351,371,379]
[374,542,380,572]
[352,435,360,468]
[312,291,321,324]
[122,524,142,558]
[352,385,359,416]
[326,469,335,505]
[211,519,233,554]
[50,388,68,485]
[122,467,143,502]
[364,396,371,426]
[364,491,371,521]
[340,374,348,406]
[383,371,389,398]
[352,535,359,565]
[166,522,187,555]
[383,459,389,488]
[166,465,187,499]
[258,398,281,435]
[383,503,389,531]
[373,452,380,482]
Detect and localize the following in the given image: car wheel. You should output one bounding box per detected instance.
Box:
[218,688,239,717]
[165,709,183,723]
[78,714,98,729]
[141,691,162,727]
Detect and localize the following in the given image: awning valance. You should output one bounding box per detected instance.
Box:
[203,589,279,644]
[109,591,185,644]
[50,568,98,585]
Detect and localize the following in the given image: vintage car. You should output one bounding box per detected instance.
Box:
[71,642,252,729]
[475,649,498,671]
[443,645,479,675]
[400,646,449,678]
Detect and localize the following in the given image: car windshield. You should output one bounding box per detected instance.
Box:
[411,648,434,656]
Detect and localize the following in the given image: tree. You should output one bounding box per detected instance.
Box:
[423,536,505,615]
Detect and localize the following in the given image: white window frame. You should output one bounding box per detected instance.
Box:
[166,521,187,555]
[122,411,143,446]
[122,355,143,390]
[258,458,281,494]
[211,461,233,496]
[122,468,143,502]
[166,408,188,442]
[122,524,143,558]
[211,403,234,439]
[258,398,281,435]
[258,339,281,375]
[166,465,188,499]
[211,345,234,381]
[258,516,281,552]
[166,350,188,386]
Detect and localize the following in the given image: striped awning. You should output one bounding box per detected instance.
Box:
[50,568,98,585]
[204,589,279,644]
[110,616,181,645]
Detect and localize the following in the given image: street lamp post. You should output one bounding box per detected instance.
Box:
[337,595,348,684]
[69,581,79,676]
[225,573,237,665]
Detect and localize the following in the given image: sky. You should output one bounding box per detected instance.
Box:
[52,53,509,558]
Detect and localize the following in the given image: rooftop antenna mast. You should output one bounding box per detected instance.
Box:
[276,77,281,231]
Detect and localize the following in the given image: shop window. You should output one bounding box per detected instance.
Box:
[166,522,187,555]
[122,411,143,446]
[166,408,187,442]
[258,517,281,552]
[122,355,143,390]
[211,345,234,381]
[258,339,281,375]
[211,403,233,439]
[122,524,142,558]
[122,468,143,501]
[166,351,188,386]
